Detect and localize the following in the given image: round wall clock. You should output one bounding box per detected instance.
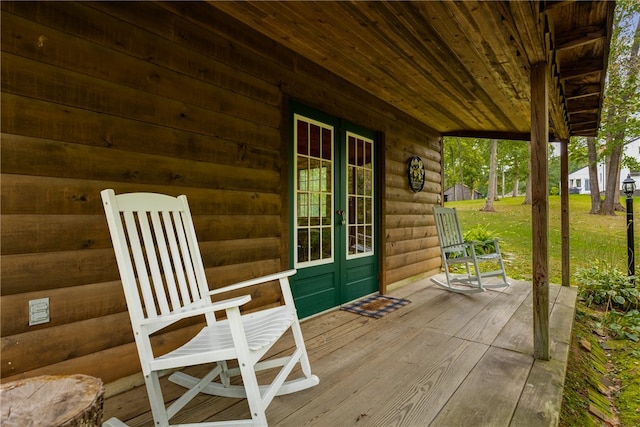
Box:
[408,156,425,193]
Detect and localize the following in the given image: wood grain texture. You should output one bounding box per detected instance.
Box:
[102,279,577,426]
[0,0,442,382]
[430,346,533,427]
[530,62,551,361]
[0,375,104,427]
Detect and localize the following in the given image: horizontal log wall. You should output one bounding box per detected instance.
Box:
[1,1,441,385]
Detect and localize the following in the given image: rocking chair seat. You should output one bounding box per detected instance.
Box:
[154,305,294,369]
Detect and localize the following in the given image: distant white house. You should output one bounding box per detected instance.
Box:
[568,138,640,195]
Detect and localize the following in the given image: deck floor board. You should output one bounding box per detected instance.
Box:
[103,275,576,426]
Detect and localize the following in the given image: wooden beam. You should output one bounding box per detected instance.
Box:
[442,130,531,142]
[560,59,603,80]
[564,82,601,100]
[570,123,598,133]
[560,139,570,287]
[555,25,607,51]
[542,0,577,12]
[566,96,600,114]
[531,62,550,361]
[568,112,599,124]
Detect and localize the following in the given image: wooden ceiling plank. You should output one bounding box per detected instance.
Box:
[555,24,607,50]
[428,1,530,131]
[216,2,457,127]
[210,0,612,139]
[543,1,578,13]
[505,1,546,64]
[332,2,473,129]
[564,82,601,99]
[219,1,440,124]
[379,2,513,131]
[343,1,501,130]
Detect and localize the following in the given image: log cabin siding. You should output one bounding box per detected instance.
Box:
[0,1,441,384]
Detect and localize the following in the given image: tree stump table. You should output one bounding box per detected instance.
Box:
[0,374,104,427]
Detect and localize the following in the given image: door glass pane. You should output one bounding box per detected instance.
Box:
[310,228,320,261]
[322,128,332,160]
[298,229,309,263]
[310,124,321,158]
[294,115,334,266]
[297,193,308,226]
[297,122,308,155]
[322,194,332,225]
[297,156,308,191]
[346,132,374,257]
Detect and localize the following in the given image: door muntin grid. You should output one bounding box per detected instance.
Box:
[294,114,334,267]
[346,132,374,259]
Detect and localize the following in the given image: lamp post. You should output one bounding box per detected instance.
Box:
[622,175,636,284]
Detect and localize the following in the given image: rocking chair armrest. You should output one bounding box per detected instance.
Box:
[468,238,502,249]
[468,238,501,244]
[441,242,474,251]
[208,269,297,296]
[139,295,252,331]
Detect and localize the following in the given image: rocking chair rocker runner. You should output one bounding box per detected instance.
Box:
[100,190,318,426]
[431,206,509,294]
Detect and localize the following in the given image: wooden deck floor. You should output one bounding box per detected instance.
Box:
[103,275,577,427]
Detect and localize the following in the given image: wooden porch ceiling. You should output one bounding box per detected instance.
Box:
[209,1,614,140]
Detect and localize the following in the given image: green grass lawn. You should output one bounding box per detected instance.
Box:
[446,194,636,285]
[446,194,640,426]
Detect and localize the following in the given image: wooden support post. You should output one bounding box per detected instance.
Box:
[531,62,550,361]
[560,138,570,287]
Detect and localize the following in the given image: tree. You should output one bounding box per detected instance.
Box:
[498,140,529,197]
[586,137,602,213]
[443,137,487,199]
[597,1,640,215]
[482,139,498,211]
[523,154,532,205]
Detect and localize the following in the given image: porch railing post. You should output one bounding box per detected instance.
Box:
[560,138,570,287]
[531,62,550,361]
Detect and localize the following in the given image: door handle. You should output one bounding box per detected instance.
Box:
[336,210,345,216]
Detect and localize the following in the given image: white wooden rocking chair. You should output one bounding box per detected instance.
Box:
[100,189,318,427]
[431,206,509,294]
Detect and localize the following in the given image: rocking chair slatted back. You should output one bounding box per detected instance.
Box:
[102,191,210,322]
[433,207,465,249]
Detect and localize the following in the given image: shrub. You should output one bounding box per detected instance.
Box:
[575,261,638,312]
[463,225,499,255]
[574,261,640,341]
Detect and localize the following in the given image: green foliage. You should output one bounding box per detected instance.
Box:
[463,225,498,255]
[607,310,640,342]
[574,261,640,341]
[442,137,488,194]
[442,137,530,198]
[575,261,638,311]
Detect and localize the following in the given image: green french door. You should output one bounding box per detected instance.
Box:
[289,104,379,318]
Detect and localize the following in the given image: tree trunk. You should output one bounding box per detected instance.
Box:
[601,15,640,215]
[483,139,498,211]
[512,159,519,197]
[602,141,624,214]
[587,137,602,214]
[523,145,532,205]
[458,139,464,201]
